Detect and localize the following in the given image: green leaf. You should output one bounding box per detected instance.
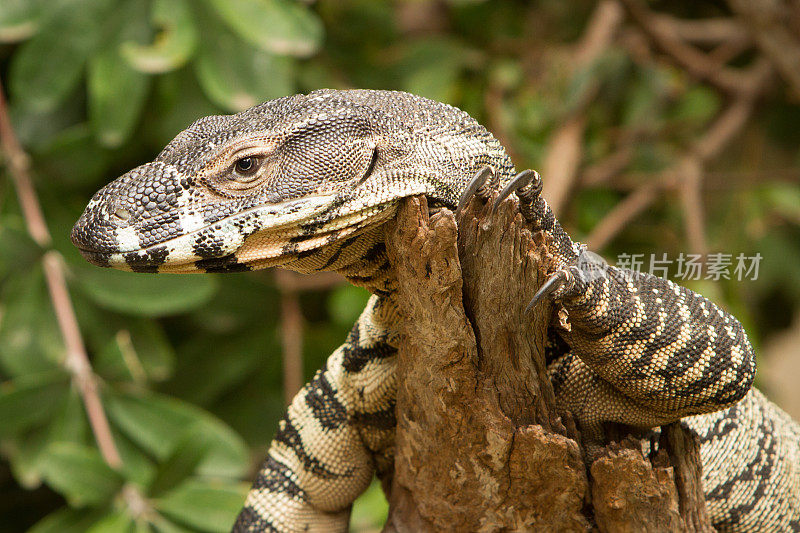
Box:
[205,0,322,57]
[8,0,115,112]
[87,0,152,148]
[0,266,65,377]
[0,374,68,437]
[154,480,247,533]
[763,183,800,224]
[105,391,248,478]
[102,430,156,489]
[133,520,156,533]
[5,384,88,489]
[0,217,41,279]
[122,0,199,74]
[327,284,370,327]
[0,0,44,42]
[28,507,109,533]
[47,386,90,445]
[95,319,176,384]
[351,479,389,532]
[88,48,151,147]
[163,328,272,405]
[126,320,176,382]
[40,442,125,507]
[148,425,212,497]
[194,21,294,111]
[186,273,280,333]
[86,511,135,533]
[149,515,194,533]
[671,85,720,128]
[73,266,217,317]
[400,38,468,103]
[8,96,85,149]
[29,124,115,186]
[146,69,225,147]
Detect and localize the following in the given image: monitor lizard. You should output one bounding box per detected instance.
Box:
[71,89,799,532]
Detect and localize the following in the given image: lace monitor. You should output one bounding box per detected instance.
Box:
[71,89,800,532]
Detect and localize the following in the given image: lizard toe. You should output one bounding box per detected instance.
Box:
[456,165,495,214]
[526,250,612,313]
[492,168,541,216]
[526,268,574,313]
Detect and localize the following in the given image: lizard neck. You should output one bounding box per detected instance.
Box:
[281,223,398,297]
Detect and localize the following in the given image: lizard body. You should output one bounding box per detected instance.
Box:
[72,89,799,532]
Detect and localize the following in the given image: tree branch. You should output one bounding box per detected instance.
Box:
[384,196,588,531]
[382,195,713,531]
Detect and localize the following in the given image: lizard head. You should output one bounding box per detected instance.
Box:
[71,89,512,273]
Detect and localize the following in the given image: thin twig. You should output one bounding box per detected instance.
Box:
[0,103,48,247]
[275,270,305,405]
[541,116,587,215]
[653,15,748,47]
[587,181,663,250]
[484,81,523,168]
[708,37,752,66]
[676,64,769,254]
[692,64,772,159]
[581,145,634,187]
[272,270,345,403]
[677,157,708,256]
[0,78,123,469]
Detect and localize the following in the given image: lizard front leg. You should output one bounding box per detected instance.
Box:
[234,295,399,532]
[495,171,755,433]
[548,262,756,427]
[501,171,799,531]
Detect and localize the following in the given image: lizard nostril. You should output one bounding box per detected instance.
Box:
[111,207,132,223]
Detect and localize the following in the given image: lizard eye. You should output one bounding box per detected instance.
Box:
[233,156,260,177]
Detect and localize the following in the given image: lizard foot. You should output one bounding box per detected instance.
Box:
[457,166,496,214]
[526,269,574,313]
[526,250,611,313]
[491,169,542,221]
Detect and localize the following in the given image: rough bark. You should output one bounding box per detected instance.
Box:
[382,195,714,532]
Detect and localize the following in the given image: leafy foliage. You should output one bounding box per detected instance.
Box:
[0,1,798,532]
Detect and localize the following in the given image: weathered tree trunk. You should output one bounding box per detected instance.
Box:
[382,195,713,532]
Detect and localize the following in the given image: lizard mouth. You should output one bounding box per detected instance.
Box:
[76,194,397,273]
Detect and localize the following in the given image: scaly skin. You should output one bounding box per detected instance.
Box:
[72,89,799,532]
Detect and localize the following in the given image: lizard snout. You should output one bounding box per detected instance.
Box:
[71,161,185,258]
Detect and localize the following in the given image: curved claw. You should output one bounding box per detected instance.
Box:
[457,166,494,214]
[525,269,569,314]
[491,169,537,213]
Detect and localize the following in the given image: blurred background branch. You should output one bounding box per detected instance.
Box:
[727,0,800,97]
[541,0,624,215]
[274,270,343,403]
